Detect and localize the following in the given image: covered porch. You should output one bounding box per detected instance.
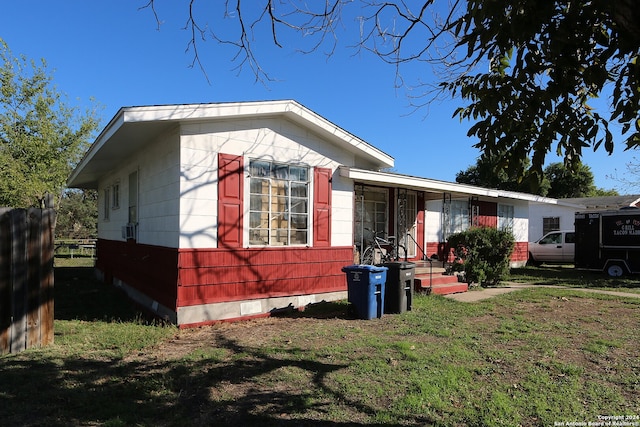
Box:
[341,166,546,291]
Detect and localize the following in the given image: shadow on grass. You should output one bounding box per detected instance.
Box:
[1,338,351,426]
[1,331,426,426]
[509,265,640,289]
[271,300,356,320]
[1,266,432,426]
[54,266,142,322]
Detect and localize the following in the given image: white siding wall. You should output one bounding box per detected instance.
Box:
[331,174,355,246]
[139,130,181,247]
[528,202,577,242]
[179,117,357,249]
[424,198,529,244]
[97,129,181,247]
[178,128,218,249]
[511,200,529,242]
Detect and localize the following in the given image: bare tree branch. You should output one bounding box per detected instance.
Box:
[185,0,211,84]
[139,0,640,184]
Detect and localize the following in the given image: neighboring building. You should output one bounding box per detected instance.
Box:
[529,195,640,241]
[67,100,560,326]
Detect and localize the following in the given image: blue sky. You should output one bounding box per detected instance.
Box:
[1,1,634,193]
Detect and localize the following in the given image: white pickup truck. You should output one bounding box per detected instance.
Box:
[528,230,575,266]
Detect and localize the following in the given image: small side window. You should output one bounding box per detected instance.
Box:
[565,232,575,244]
[112,182,120,209]
[543,217,560,235]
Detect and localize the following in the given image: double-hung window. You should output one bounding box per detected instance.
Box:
[498,204,514,230]
[249,160,309,246]
[450,200,470,234]
[543,217,560,235]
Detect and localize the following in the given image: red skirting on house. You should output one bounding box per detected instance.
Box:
[177,246,353,307]
[96,239,178,310]
[95,240,354,313]
[512,241,528,263]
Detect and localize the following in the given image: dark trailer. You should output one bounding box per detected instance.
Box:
[575,209,640,276]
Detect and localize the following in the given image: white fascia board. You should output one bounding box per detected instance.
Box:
[340,166,574,204]
[528,197,586,209]
[280,101,394,168]
[67,109,126,186]
[531,199,586,209]
[120,100,291,122]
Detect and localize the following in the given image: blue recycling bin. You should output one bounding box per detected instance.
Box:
[341,265,388,319]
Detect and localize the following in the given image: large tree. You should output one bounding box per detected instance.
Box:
[144,0,640,185]
[544,162,618,198]
[55,189,98,240]
[456,157,618,197]
[455,152,545,194]
[445,0,640,189]
[0,39,100,208]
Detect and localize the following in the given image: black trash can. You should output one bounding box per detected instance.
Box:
[341,265,388,319]
[382,262,415,314]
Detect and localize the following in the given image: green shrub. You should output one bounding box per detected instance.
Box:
[448,227,515,286]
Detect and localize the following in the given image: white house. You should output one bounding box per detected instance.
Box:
[68,100,562,326]
[528,195,640,242]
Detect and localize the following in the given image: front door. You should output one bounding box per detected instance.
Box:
[397,190,417,259]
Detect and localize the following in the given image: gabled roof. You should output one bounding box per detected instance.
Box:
[68,100,394,188]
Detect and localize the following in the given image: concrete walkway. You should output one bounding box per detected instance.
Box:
[444,282,640,302]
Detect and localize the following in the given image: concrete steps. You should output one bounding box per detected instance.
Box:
[412,261,469,296]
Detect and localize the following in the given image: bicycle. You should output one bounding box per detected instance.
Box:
[360,228,406,265]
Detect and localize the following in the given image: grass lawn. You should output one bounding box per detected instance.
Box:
[0,261,638,426]
[509,264,640,294]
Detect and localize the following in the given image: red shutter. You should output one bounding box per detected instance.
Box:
[475,200,498,228]
[218,154,243,247]
[313,167,332,247]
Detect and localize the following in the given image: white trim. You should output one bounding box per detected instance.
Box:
[340,166,585,205]
[68,113,125,186]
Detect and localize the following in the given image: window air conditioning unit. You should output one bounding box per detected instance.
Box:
[122,223,137,240]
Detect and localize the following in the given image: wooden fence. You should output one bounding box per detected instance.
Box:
[0,207,55,354]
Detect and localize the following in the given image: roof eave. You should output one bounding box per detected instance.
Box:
[67,109,127,188]
[340,166,571,204]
